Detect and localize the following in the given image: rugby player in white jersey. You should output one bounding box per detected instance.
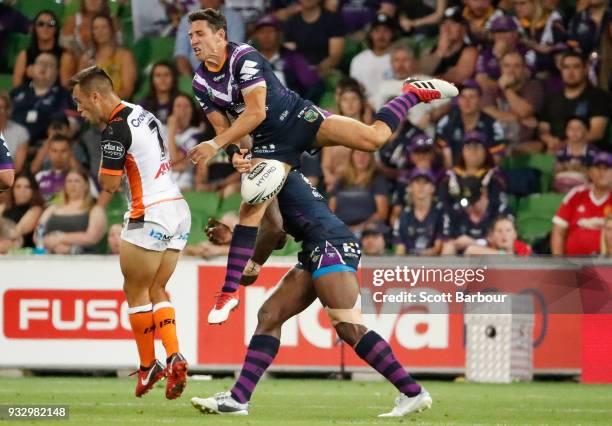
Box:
[70,66,191,399]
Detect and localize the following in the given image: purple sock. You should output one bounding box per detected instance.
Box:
[374,92,419,133]
[222,225,258,293]
[354,330,421,397]
[230,334,280,403]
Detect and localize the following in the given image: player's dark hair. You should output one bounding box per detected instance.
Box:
[189,8,227,36]
[561,50,586,66]
[69,66,114,93]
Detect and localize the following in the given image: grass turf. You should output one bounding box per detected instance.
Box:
[1,377,611,425]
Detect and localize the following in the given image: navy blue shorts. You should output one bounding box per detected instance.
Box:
[297,239,361,280]
[0,133,14,170]
[251,100,328,168]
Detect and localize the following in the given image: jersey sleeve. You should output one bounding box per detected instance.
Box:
[99,120,132,176]
[234,49,268,93]
[552,187,579,228]
[192,82,221,115]
[0,133,14,170]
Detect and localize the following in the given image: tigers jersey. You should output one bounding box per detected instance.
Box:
[99,102,182,219]
[0,132,14,170]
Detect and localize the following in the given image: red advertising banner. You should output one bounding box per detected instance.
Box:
[197,265,581,371]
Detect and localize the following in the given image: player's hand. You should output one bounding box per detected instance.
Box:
[232,148,253,173]
[188,141,217,165]
[205,218,233,245]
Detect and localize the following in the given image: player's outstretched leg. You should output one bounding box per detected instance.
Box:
[313,270,432,417]
[193,268,317,415]
[315,77,458,152]
[150,249,188,400]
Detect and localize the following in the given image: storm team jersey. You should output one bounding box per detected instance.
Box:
[0,132,13,170]
[192,42,303,144]
[99,102,182,219]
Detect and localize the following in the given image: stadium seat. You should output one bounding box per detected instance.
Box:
[14,0,64,20]
[105,192,127,225]
[4,34,30,71]
[184,191,220,217]
[516,192,564,243]
[0,74,12,93]
[178,75,194,95]
[133,36,175,72]
[187,214,206,245]
[502,153,556,193]
[340,36,364,72]
[216,193,242,217]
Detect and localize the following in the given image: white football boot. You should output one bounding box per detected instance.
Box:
[191,391,249,415]
[378,388,433,417]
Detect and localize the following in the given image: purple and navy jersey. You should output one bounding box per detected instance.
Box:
[444,202,513,241]
[192,42,303,144]
[556,145,599,168]
[0,132,14,170]
[278,170,357,251]
[393,202,448,254]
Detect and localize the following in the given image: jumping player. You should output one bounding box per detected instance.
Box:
[185,8,458,323]
[191,152,432,417]
[70,67,191,399]
[0,132,14,192]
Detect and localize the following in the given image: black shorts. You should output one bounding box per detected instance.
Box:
[297,239,361,279]
[251,100,328,168]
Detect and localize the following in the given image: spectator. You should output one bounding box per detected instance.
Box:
[601,214,612,256]
[10,52,73,146]
[329,150,389,232]
[554,117,600,192]
[360,220,389,256]
[321,86,369,191]
[0,95,29,174]
[185,212,238,258]
[61,0,122,57]
[107,222,122,254]
[37,168,106,254]
[0,2,30,73]
[514,0,565,72]
[436,81,505,167]
[419,7,478,85]
[596,19,612,91]
[13,10,76,90]
[225,0,266,26]
[78,14,137,100]
[438,131,507,211]
[464,216,532,255]
[350,13,396,104]
[475,15,534,92]
[269,1,303,22]
[481,51,543,153]
[397,0,446,37]
[328,0,397,33]
[34,134,72,203]
[461,0,504,43]
[551,152,612,255]
[567,0,611,56]
[138,60,179,125]
[251,14,321,99]
[0,173,44,248]
[283,0,346,79]
[29,114,78,174]
[538,51,611,152]
[0,217,22,254]
[174,0,245,76]
[441,180,513,254]
[167,94,202,191]
[393,168,446,255]
[372,41,418,110]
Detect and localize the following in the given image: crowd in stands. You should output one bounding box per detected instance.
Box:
[0,0,611,259]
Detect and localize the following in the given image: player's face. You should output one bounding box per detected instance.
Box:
[152,65,173,93]
[391,49,415,80]
[490,219,516,251]
[72,85,103,125]
[561,57,586,87]
[64,172,88,201]
[12,177,34,205]
[189,20,226,64]
[458,88,480,115]
[565,119,587,143]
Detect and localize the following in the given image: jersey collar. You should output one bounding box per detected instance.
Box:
[205,46,228,73]
[108,102,125,123]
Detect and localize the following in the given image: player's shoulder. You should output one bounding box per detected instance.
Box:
[229,42,263,66]
[102,102,136,145]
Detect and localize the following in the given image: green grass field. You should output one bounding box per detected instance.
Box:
[1,377,611,425]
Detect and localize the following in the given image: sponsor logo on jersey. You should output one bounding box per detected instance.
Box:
[149,229,172,241]
[154,161,172,179]
[240,60,259,80]
[212,73,226,82]
[130,110,148,127]
[304,109,319,123]
[101,140,125,159]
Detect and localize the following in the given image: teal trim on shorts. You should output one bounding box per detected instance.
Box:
[312,264,356,279]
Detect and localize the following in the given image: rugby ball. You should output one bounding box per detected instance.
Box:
[241,159,287,205]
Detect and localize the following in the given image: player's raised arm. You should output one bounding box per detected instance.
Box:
[189,86,267,165]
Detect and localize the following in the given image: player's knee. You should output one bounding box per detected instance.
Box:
[334,322,368,347]
[257,304,284,331]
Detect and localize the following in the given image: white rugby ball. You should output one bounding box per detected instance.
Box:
[241,159,287,205]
